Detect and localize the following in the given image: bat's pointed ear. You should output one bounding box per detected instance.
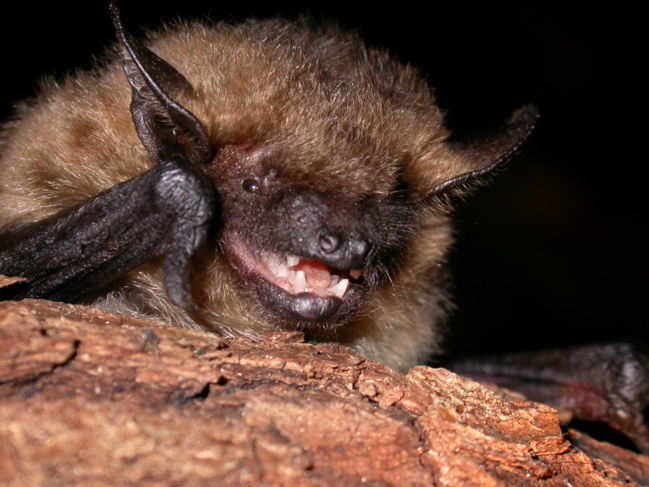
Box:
[110,3,212,165]
[421,104,539,203]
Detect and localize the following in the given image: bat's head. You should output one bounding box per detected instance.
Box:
[109,6,537,366]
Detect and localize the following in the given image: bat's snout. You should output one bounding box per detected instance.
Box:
[314,227,369,270]
[274,188,372,271]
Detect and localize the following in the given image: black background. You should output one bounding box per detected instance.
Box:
[1,2,646,359]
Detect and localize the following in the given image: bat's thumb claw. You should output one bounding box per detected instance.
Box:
[163,254,199,314]
[170,290,199,314]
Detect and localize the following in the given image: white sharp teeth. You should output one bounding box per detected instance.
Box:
[329,275,340,286]
[275,266,288,278]
[287,255,300,267]
[349,269,362,280]
[261,252,289,279]
[328,278,349,299]
[265,253,281,271]
[294,270,307,293]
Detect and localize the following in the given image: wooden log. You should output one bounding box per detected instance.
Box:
[0,298,647,486]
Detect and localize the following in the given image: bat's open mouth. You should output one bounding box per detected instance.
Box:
[226,235,364,322]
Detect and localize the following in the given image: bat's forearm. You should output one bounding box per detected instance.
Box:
[0,159,214,309]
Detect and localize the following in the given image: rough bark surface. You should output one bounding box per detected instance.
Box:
[0,297,647,486]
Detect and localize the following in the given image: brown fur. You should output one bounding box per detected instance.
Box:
[0,18,489,371]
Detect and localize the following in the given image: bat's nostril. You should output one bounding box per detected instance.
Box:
[317,228,369,269]
[319,229,341,254]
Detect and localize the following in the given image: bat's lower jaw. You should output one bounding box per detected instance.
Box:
[257,277,349,322]
[285,294,343,321]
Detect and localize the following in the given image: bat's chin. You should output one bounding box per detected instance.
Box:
[224,234,364,324]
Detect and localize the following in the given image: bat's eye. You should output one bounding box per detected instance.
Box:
[242,178,260,194]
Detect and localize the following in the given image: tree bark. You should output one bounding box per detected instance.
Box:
[1,298,647,486]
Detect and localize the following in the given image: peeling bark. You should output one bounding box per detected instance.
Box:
[0,298,646,486]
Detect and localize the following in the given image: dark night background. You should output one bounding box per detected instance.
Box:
[0,2,646,359]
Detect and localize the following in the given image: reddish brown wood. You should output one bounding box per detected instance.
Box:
[0,297,646,486]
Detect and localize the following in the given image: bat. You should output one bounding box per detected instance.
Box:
[0,4,645,450]
[0,3,536,369]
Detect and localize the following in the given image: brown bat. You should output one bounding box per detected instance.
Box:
[0,5,536,371]
[3,4,646,451]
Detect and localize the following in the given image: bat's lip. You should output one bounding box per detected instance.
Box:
[224,234,363,322]
[256,278,348,321]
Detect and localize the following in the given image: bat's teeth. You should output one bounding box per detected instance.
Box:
[287,269,296,285]
[275,265,289,278]
[294,270,307,293]
[328,278,349,298]
[264,252,288,277]
[249,246,352,299]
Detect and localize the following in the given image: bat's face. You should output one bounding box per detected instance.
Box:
[211,143,416,327]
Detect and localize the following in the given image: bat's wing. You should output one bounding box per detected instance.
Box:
[0,5,214,311]
[449,342,649,452]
